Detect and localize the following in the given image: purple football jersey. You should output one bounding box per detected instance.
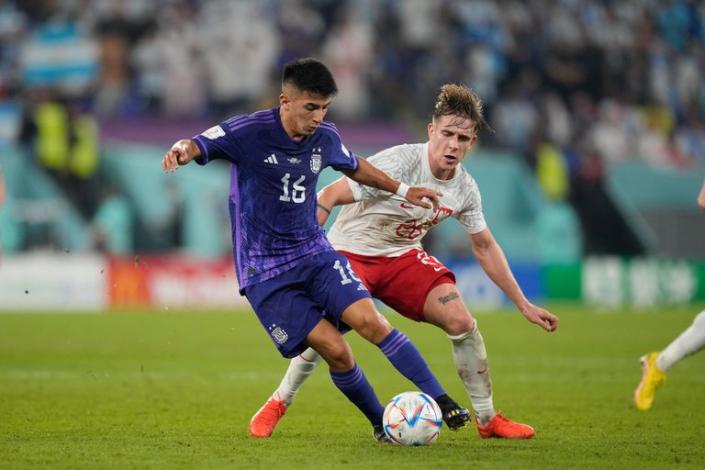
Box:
[192,107,358,291]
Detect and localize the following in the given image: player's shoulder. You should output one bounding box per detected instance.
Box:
[317,121,357,160]
[454,165,481,197]
[318,120,343,141]
[222,108,277,134]
[388,142,423,155]
[371,143,423,162]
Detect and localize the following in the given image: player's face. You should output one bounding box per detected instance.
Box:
[279,87,332,139]
[427,115,477,179]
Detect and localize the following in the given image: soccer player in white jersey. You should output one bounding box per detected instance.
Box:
[249,84,559,440]
[634,178,705,411]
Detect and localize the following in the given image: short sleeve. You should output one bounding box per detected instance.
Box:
[455,176,487,234]
[192,119,242,165]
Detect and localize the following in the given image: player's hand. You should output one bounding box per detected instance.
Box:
[406,187,443,211]
[697,182,705,211]
[520,303,558,332]
[162,139,196,173]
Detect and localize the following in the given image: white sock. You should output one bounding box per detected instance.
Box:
[448,323,495,425]
[656,310,705,372]
[272,347,321,406]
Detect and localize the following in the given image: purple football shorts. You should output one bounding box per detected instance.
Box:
[244,250,370,358]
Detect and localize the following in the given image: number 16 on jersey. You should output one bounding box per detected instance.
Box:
[279,173,306,203]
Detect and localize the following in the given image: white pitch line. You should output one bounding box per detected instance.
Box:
[0,370,288,381]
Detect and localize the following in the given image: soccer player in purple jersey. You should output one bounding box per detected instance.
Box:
[161,58,470,442]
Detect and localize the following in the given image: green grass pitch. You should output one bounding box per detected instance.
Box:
[2,305,705,469]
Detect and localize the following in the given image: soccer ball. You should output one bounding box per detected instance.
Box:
[383,392,443,446]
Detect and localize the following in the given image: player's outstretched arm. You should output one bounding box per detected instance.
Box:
[470,228,558,332]
[162,139,201,173]
[342,157,441,210]
[697,178,705,211]
[316,178,355,225]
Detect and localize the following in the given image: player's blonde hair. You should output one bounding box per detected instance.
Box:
[432,84,487,133]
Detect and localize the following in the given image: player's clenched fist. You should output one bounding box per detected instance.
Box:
[162,139,200,172]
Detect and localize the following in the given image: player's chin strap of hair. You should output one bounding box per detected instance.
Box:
[395,182,410,199]
[316,203,331,214]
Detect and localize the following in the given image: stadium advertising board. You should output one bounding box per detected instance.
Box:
[582,257,702,308]
[447,257,705,309]
[0,253,106,311]
[0,254,247,311]
[1,254,702,311]
[108,256,246,309]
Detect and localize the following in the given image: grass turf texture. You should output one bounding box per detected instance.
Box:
[1,305,705,469]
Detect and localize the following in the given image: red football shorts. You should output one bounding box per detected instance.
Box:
[338,249,455,322]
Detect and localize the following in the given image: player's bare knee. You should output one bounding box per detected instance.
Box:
[369,324,393,344]
[355,320,385,344]
[441,311,475,336]
[376,310,393,328]
[320,343,354,371]
[351,309,392,344]
[328,355,355,371]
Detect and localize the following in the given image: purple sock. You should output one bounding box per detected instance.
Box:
[378,329,446,399]
[330,364,384,426]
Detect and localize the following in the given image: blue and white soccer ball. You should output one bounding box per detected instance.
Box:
[383,391,443,446]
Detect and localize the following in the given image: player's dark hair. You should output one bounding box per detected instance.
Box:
[432,84,488,133]
[282,58,338,97]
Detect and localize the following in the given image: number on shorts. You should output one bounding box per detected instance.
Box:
[416,251,445,272]
[333,259,361,285]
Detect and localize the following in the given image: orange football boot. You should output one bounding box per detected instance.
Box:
[249,398,287,438]
[476,412,535,439]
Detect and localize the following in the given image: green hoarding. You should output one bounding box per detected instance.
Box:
[542,258,705,307]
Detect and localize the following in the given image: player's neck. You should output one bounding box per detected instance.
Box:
[429,161,455,181]
[426,145,456,181]
[280,109,305,142]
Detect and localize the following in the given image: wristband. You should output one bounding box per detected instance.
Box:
[317,203,331,214]
[395,183,410,199]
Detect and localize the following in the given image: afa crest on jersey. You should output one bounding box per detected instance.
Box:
[310,147,322,174]
[271,326,288,345]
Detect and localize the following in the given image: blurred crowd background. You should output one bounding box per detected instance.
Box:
[1,0,704,263]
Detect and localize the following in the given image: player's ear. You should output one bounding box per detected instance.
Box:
[279,93,289,109]
[427,122,434,140]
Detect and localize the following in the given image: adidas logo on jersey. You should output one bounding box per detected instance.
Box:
[264,154,279,165]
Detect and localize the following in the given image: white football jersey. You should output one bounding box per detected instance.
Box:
[327,143,487,256]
